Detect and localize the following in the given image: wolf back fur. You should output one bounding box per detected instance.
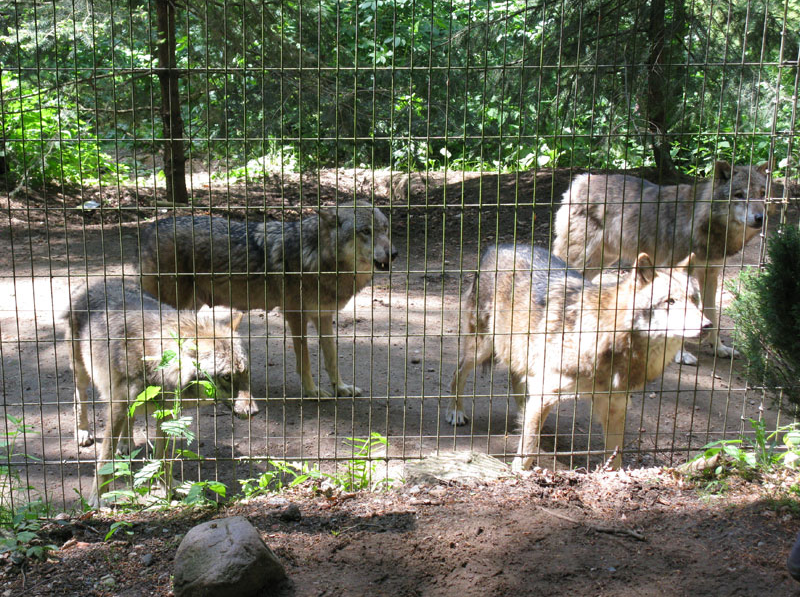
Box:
[63,278,251,507]
[449,244,711,470]
[139,201,397,397]
[552,161,770,364]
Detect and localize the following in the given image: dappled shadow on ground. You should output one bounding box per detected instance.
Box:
[2,468,798,596]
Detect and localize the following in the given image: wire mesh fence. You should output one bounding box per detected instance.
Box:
[1,0,799,509]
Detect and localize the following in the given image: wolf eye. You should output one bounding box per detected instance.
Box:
[666,298,676,306]
[219,374,232,384]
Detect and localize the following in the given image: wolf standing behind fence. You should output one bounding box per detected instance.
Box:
[449,244,711,471]
[552,161,771,365]
[63,279,252,507]
[140,200,397,398]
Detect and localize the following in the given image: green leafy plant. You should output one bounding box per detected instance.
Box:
[687,419,800,479]
[239,433,394,498]
[336,433,393,491]
[0,415,57,563]
[104,520,134,542]
[1,73,129,187]
[98,336,226,510]
[727,227,800,410]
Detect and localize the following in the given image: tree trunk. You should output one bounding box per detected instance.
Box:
[646,0,679,179]
[155,0,188,205]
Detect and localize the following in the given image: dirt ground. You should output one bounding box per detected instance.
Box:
[1,167,799,594]
[3,468,800,596]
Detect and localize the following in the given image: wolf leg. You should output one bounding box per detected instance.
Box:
[592,391,628,470]
[285,310,330,398]
[447,352,477,426]
[71,342,94,448]
[678,269,738,361]
[702,272,739,359]
[510,374,527,411]
[89,385,136,508]
[313,312,362,396]
[512,383,554,472]
[674,265,705,365]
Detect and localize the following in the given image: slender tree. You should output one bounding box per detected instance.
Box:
[155,0,187,205]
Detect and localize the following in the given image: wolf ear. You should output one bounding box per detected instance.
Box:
[230,311,243,331]
[633,252,655,286]
[675,252,697,271]
[713,161,732,180]
[317,206,341,228]
[756,161,773,176]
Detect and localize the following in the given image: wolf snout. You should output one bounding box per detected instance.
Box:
[374,244,398,271]
[748,212,764,228]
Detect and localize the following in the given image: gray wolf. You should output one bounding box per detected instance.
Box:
[552,161,770,364]
[448,244,711,470]
[139,201,396,397]
[63,278,251,507]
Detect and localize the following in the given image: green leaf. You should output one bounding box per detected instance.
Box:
[133,460,164,488]
[130,385,162,416]
[206,481,227,497]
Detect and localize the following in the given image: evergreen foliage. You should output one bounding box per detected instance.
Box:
[728,226,800,410]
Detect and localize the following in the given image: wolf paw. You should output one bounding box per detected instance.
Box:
[714,341,739,359]
[511,456,532,473]
[445,409,468,426]
[76,429,94,448]
[303,384,333,399]
[335,383,362,397]
[116,437,132,456]
[674,349,699,366]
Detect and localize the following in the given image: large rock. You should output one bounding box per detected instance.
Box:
[173,516,286,597]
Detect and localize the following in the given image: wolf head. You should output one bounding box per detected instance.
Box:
[318,201,397,272]
[176,311,252,414]
[628,253,712,341]
[712,161,771,229]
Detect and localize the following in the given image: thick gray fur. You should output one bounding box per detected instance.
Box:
[552,161,771,364]
[139,201,396,397]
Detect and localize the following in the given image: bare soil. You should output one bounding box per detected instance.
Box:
[3,469,800,596]
[2,168,799,595]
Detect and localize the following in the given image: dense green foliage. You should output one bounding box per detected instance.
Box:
[727,226,800,410]
[0,0,797,184]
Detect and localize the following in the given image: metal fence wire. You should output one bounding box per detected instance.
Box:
[1,0,799,508]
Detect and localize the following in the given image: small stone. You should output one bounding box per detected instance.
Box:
[279,504,302,522]
[99,574,116,588]
[141,553,155,567]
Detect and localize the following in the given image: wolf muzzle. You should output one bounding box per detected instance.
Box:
[374,246,398,271]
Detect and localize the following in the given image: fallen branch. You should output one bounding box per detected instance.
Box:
[540,506,646,541]
[601,446,620,471]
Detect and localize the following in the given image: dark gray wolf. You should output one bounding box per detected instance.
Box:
[139,201,396,397]
[63,279,251,507]
[449,244,711,470]
[553,161,770,364]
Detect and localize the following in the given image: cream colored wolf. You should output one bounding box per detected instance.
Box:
[553,161,770,364]
[449,244,711,470]
[63,279,251,507]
